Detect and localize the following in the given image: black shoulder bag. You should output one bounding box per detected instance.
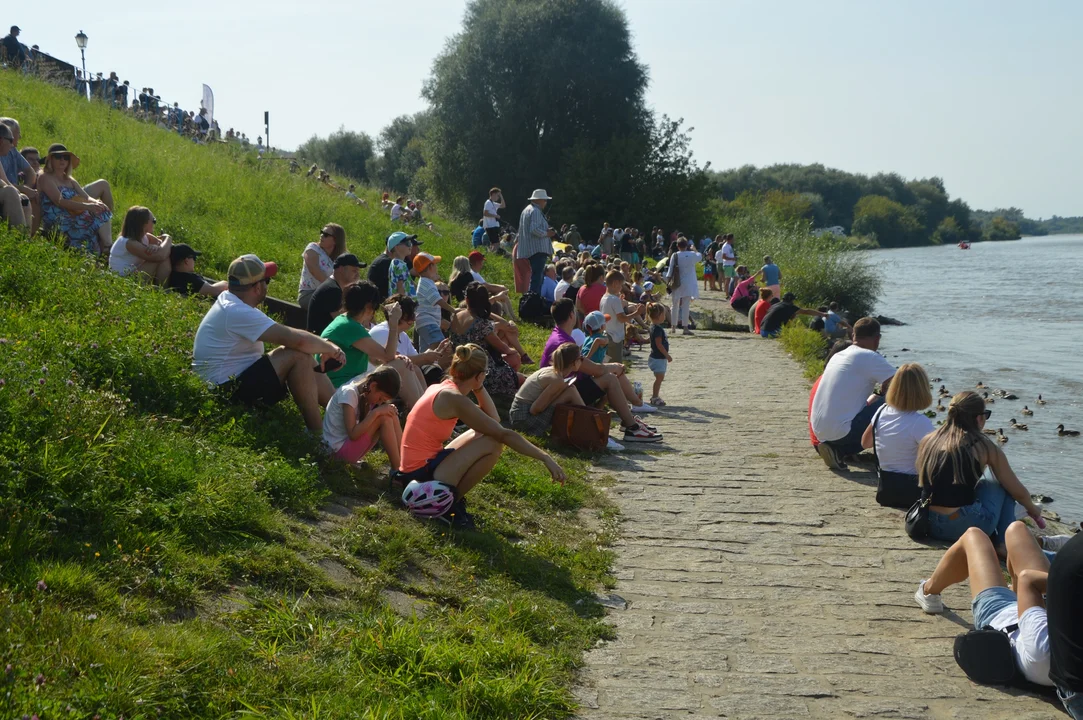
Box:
[953,625,1020,686]
[871,406,922,509]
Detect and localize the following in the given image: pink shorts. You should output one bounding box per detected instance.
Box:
[334,433,377,463]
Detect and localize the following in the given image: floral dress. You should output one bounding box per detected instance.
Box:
[450,317,519,397]
[41,185,113,254]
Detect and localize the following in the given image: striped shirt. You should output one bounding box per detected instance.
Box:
[515,202,552,259]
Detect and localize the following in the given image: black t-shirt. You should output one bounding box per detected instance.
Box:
[306,278,343,335]
[165,271,207,296]
[449,272,473,302]
[649,324,669,359]
[760,302,801,335]
[1048,532,1083,692]
[367,254,392,300]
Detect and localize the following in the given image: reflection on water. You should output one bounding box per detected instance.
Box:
[873,234,1083,522]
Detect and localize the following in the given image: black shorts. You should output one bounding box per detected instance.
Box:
[395,448,455,484]
[574,373,606,406]
[485,226,501,246]
[223,355,288,406]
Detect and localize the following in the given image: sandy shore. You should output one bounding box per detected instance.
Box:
[573,293,1062,719]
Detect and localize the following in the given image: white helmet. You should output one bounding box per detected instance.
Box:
[401,480,455,518]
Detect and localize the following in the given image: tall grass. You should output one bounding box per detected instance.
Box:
[0,72,612,718]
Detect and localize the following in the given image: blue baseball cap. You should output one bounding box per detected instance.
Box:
[583,310,608,332]
[386,231,419,252]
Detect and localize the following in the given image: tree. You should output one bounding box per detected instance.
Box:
[983,216,1021,242]
[852,195,924,248]
[368,112,430,195]
[297,128,375,183]
[422,0,649,219]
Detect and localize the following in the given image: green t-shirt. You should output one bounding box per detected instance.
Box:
[320,314,370,388]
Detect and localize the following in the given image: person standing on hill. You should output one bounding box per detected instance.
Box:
[757,254,782,299]
[2,27,26,67]
[482,187,504,247]
[719,234,737,296]
[516,189,556,295]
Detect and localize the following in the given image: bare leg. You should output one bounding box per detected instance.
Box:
[83,179,114,211]
[377,413,402,470]
[268,347,329,433]
[20,195,32,226]
[148,260,171,285]
[923,527,1006,599]
[0,186,28,230]
[1004,521,1049,589]
[96,216,113,257]
[615,371,641,406]
[652,372,664,400]
[29,195,41,236]
[434,431,503,497]
[595,373,637,428]
[387,358,424,409]
[496,322,528,358]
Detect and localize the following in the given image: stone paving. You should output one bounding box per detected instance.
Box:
[573,317,1061,719]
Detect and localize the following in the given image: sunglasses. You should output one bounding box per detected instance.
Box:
[53,154,71,161]
[439,290,450,296]
[981,410,992,420]
[320,230,334,238]
[261,277,272,286]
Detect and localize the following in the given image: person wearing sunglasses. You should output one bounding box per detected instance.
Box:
[297,223,346,310]
[108,206,173,284]
[37,144,113,256]
[916,390,1044,551]
[193,254,346,434]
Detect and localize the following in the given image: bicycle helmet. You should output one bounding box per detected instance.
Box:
[401,480,455,518]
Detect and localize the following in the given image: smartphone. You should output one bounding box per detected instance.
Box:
[314,357,343,373]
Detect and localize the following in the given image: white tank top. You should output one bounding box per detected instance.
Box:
[108,235,146,276]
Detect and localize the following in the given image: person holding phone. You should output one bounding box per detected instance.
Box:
[192,254,346,433]
[482,187,505,247]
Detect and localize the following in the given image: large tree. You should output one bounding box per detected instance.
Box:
[368,112,431,195]
[297,128,375,184]
[422,0,649,223]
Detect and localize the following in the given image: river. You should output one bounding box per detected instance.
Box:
[872,234,1083,523]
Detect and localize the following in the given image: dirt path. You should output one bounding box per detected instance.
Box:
[574,299,1060,719]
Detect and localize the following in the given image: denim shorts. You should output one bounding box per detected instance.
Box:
[972,586,1017,630]
[647,356,668,375]
[416,323,445,351]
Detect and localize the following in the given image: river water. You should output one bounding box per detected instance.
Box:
[872,234,1083,523]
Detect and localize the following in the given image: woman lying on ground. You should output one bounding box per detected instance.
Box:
[860,362,935,504]
[914,523,1053,687]
[37,143,113,256]
[108,206,173,284]
[322,366,402,469]
[509,342,584,436]
[917,390,1043,551]
[449,283,525,390]
[396,344,567,528]
[319,281,414,390]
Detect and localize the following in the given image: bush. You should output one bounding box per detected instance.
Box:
[778,322,828,380]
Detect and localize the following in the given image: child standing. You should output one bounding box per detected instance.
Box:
[647,303,671,407]
[413,252,456,350]
[599,270,642,363]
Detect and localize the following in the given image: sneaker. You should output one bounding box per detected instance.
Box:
[447,498,477,530]
[649,397,666,407]
[816,443,848,470]
[606,437,625,451]
[1042,534,1075,552]
[914,580,944,614]
[682,329,694,336]
[634,416,658,432]
[623,424,663,443]
[631,403,657,414]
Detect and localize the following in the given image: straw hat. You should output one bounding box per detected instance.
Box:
[527,189,553,201]
[46,143,81,171]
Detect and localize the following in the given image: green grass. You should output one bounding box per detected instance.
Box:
[778,322,829,380]
[0,71,614,718]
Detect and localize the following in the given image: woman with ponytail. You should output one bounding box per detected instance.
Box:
[918,390,1043,550]
[397,343,566,528]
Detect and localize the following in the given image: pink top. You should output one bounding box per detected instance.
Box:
[399,379,460,472]
[730,276,757,303]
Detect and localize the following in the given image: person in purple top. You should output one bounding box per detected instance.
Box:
[541,299,661,444]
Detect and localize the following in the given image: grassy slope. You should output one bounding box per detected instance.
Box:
[0,72,614,719]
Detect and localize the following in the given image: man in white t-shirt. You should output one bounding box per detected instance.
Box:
[482,187,504,247]
[915,522,1054,688]
[192,254,346,433]
[719,235,737,296]
[810,317,895,469]
[390,196,404,222]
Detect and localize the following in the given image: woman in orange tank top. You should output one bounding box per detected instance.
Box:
[397,344,566,523]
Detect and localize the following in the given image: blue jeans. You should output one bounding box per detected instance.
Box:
[528,252,548,295]
[1058,688,1083,720]
[416,324,445,351]
[928,477,1017,544]
[824,396,884,457]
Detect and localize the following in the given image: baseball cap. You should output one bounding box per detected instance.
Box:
[228,254,278,286]
[643,281,654,292]
[782,292,796,302]
[386,231,418,252]
[583,311,609,332]
[333,253,366,269]
[170,243,201,264]
[468,250,485,264]
[412,252,442,274]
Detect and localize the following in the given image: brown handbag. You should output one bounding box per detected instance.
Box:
[550,403,611,451]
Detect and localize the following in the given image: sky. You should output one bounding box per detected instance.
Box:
[10,0,1083,218]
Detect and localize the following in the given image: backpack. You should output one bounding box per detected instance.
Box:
[518,292,546,324]
[953,627,1019,686]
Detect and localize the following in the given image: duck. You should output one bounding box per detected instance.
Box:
[1002,392,1019,400]
[1037,394,1047,405]
[982,392,995,404]
[938,385,951,397]
[982,428,998,435]
[936,400,946,412]
[976,381,986,389]
[996,429,1008,443]
[1010,419,1028,431]
[1057,424,1081,437]
[1021,406,1034,416]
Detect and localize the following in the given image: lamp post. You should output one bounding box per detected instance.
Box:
[74,30,88,99]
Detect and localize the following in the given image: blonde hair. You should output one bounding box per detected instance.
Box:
[449,255,472,285]
[917,391,993,487]
[449,343,488,381]
[551,342,581,374]
[885,363,932,413]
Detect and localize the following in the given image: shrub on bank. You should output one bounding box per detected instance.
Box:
[778,322,828,380]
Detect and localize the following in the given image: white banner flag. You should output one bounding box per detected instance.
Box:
[201,84,214,126]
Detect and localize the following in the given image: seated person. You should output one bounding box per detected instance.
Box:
[319,282,413,389]
[860,362,934,504]
[306,253,365,335]
[728,266,759,315]
[1048,533,1083,719]
[166,243,227,297]
[540,264,558,304]
[0,123,31,231]
[369,295,453,407]
[37,144,113,255]
[449,283,525,389]
[322,366,402,468]
[554,265,574,302]
[108,206,173,284]
[759,292,825,338]
[581,311,610,364]
[191,254,346,433]
[823,301,852,339]
[750,288,773,334]
[809,305,829,333]
[810,318,895,468]
[396,344,567,528]
[467,250,514,318]
[509,342,585,437]
[914,523,1054,687]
